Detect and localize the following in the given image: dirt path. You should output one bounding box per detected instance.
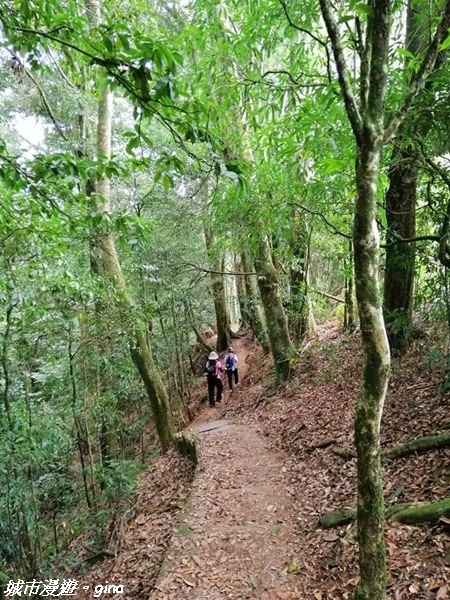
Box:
[150,338,303,600]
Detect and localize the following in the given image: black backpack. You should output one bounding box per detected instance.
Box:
[226,354,234,370]
[206,360,217,376]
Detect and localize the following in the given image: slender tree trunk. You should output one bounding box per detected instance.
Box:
[185,305,215,353]
[289,229,315,346]
[241,253,270,352]
[2,296,14,428]
[344,240,355,331]
[217,257,232,349]
[354,143,390,600]
[235,256,249,328]
[204,226,231,351]
[255,237,294,383]
[383,0,426,355]
[129,329,174,450]
[69,340,92,508]
[82,350,97,504]
[92,85,175,452]
[211,262,231,351]
[318,0,450,590]
[383,145,417,354]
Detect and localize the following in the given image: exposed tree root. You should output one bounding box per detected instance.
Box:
[382,431,450,460]
[319,499,450,528]
[319,508,356,528]
[390,498,450,524]
[330,431,450,462]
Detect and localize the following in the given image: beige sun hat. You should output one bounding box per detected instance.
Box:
[208,351,219,360]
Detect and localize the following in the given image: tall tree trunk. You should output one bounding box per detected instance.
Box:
[289,228,315,346]
[383,144,417,354]
[241,253,270,353]
[212,258,232,351]
[255,237,293,383]
[92,85,174,452]
[383,0,429,355]
[344,240,356,331]
[204,226,231,352]
[235,256,249,329]
[318,1,390,597]
[353,142,390,600]
[318,0,450,595]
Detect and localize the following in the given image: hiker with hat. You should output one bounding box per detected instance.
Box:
[204,351,223,407]
[224,346,239,391]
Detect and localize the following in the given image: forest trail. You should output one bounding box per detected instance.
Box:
[150,337,303,600]
[190,335,251,427]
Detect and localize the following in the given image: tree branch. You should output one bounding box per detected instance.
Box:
[177,260,256,277]
[380,234,440,247]
[310,288,345,303]
[246,69,328,88]
[9,50,69,141]
[359,16,371,112]
[367,0,392,124]
[279,0,333,83]
[383,0,450,143]
[318,0,363,143]
[293,203,353,239]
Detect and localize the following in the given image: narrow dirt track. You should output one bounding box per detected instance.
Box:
[150,338,304,600]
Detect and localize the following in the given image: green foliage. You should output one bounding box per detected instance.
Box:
[0,0,450,587]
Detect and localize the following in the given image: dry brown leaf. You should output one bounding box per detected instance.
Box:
[322,532,339,542]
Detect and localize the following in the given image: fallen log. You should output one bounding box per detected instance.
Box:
[319,508,355,528]
[174,429,198,465]
[327,431,450,462]
[391,498,450,525]
[382,431,450,460]
[318,499,450,528]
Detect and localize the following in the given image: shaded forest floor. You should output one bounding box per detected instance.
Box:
[74,325,450,599]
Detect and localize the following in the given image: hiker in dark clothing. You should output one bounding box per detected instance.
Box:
[205,351,223,407]
[224,346,239,391]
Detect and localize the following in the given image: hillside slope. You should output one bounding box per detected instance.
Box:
[73,326,450,599]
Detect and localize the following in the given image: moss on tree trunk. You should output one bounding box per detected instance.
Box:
[288,225,315,347]
[353,142,390,600]
[255,238,294,384]
[130,330,175,452]
[235,256,249,329]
